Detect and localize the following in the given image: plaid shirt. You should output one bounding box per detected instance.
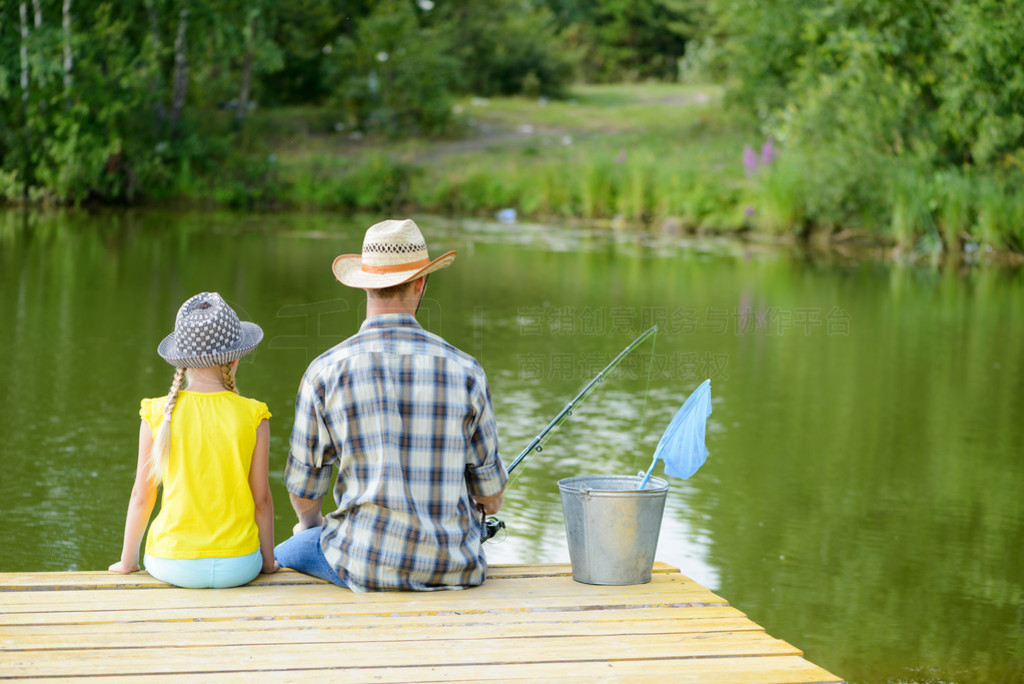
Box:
[285,313,507,591]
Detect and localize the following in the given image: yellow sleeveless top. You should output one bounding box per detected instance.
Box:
[139,391,271,559]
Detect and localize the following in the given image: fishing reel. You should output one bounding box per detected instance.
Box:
[482,516,505,542]
[478,504,505,541]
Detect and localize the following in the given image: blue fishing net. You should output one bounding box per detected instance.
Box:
[642,379,712,485]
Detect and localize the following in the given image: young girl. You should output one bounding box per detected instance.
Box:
[109,292,278,588]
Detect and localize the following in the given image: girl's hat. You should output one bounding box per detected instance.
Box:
[332,218,456,289]
[157,292,263,368]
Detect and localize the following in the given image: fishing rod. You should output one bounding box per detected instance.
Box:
[482,325,659,541]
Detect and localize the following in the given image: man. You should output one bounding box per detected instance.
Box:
[275,218,507,592]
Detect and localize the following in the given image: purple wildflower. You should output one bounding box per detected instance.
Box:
[761,137,775,166]
[744,206,756,217]
[743,146,758,177]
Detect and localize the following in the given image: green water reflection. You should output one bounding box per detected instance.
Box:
[1,210,1021,683]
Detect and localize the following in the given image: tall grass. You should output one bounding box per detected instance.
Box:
[890,166,936,251]
[933,170,972,252]
[615,154,651,222]
[753,159,805,236]
[424,149,744,228]
[538,164,574,217]
[973,177,1024,252]
[285,153,416,211]
[576,154,615,219]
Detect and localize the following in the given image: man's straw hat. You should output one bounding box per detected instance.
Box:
[332,218,456,289]
[157,292,263,368]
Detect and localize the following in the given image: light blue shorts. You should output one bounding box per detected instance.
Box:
[144,550,262,589]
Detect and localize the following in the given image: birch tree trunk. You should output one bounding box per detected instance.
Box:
[237,12,256,124]
[19,3,29,104]
[63,0,73,93]
[144,0,166,122]
[29,0,49,118]
[170,8,189,132]
[19,2,32,200]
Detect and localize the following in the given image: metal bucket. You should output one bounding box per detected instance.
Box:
[557,474,669,585]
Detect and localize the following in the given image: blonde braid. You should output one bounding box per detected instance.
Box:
[148,367,186,484]
[220,363,238,394]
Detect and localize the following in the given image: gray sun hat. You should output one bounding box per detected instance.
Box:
[157,292,263,368]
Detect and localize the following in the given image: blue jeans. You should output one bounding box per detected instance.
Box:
[143,550,261,589]
[274,526,347,588]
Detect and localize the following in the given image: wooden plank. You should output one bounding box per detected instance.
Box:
[0,595,731,628]
[0,564,680,591]
[0,605,749,646]
[0,573,716,606]
[0,593,729,627]
[2,616,763,650]
[71,656,842,683]
[490,562,681,579]
[0,578,731,629]
[0,573,717,611]
[0,631,805,678]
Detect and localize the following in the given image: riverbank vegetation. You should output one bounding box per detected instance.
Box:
[2,1,1023,258]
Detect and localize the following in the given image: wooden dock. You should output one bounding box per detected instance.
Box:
[0,563,842,682]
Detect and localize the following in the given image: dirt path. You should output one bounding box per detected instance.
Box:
[410,120,577,163]
[410,89,715,163]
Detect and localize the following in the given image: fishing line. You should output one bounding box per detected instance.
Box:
[484,326,660,541]
[500,326,659,493]
[633,328,657,475]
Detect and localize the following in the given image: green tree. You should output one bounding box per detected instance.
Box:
[185,0,284,123]
[1,2,166,201]
[706,0,1024,236]
[708,0,1024,170]
[0,0,294,202]
[937,0,1024,167]
[324,0,459,135]
[259,0,353,105]
[545,0,695,83]
[428,0,576,97]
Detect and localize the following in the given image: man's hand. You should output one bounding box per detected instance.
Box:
[289,493,325,534]
[473,491,503,516]
[292,513,324,536]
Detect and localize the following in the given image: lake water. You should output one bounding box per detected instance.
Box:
[1,209,1022,683]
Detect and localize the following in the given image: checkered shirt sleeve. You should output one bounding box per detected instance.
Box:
[465,378,505,498]
[285,369,336,500]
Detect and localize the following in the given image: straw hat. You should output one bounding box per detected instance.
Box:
[332,219,456,289]
[157,292,263,368]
